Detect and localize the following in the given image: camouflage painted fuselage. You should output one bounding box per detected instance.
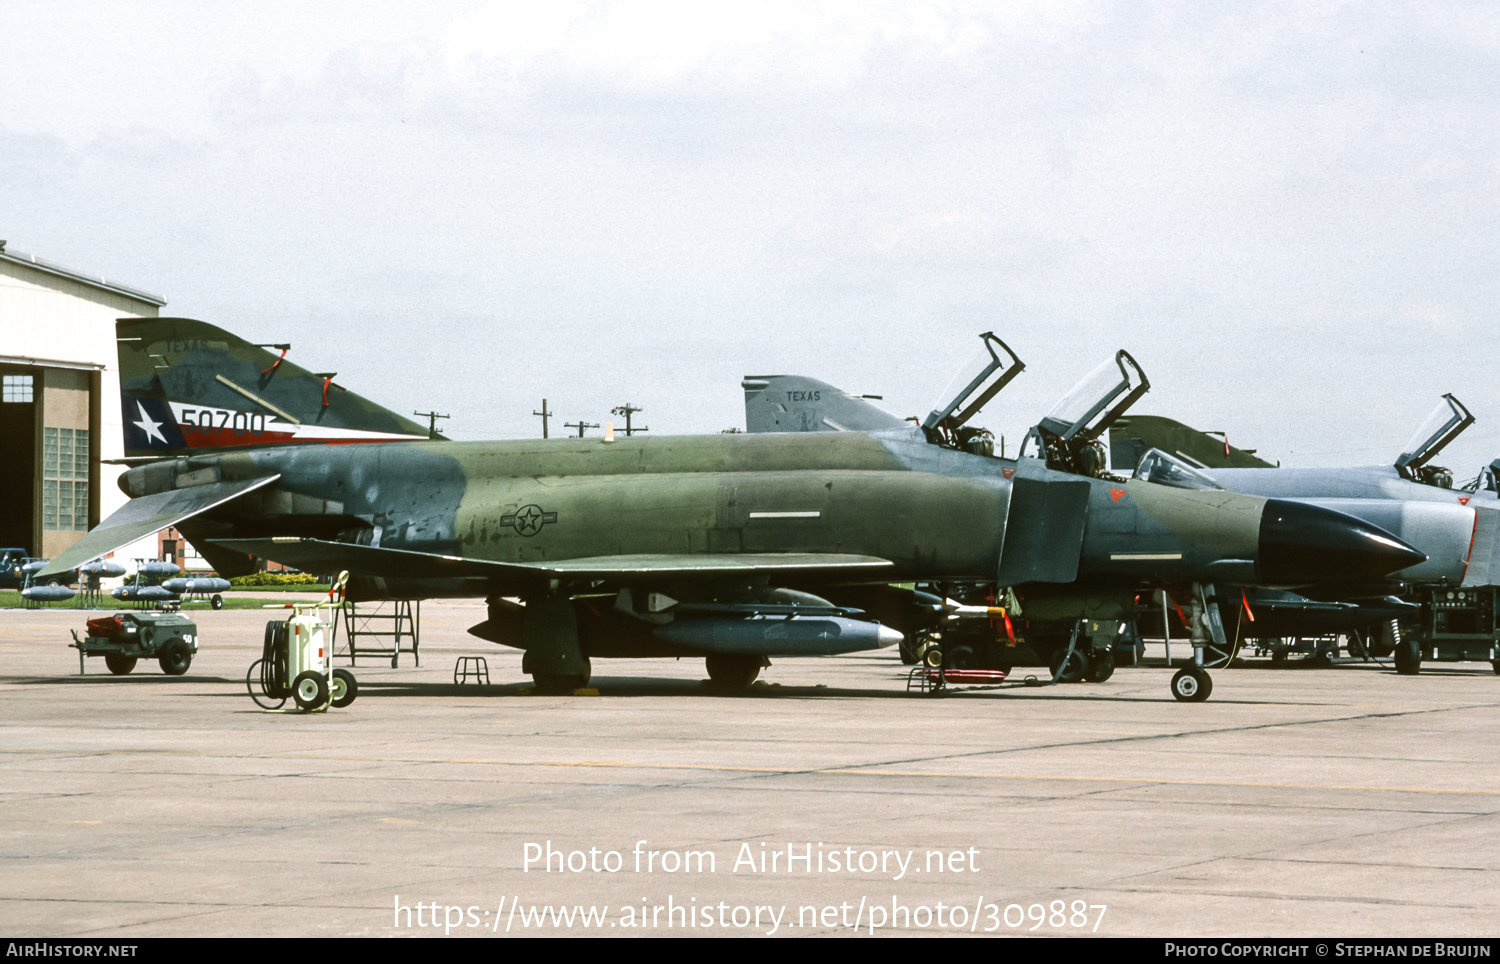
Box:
[118,427,1371,601]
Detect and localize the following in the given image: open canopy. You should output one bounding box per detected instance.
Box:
[1395,393,1473,475]
[920,332,1025,440]
[1037,350,1149,443]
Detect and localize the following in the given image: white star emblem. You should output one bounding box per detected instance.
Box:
[134,402,168,445]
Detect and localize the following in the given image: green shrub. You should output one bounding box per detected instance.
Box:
[228,572,324,587]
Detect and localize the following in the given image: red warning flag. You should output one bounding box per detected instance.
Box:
[261,347,288,376]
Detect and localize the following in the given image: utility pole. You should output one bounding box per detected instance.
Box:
[533,399,552,439]
[610,403,649,436]
[564,420,599,438]
[413,411,449,439]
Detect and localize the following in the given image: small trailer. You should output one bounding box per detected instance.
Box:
[69,612,199,676]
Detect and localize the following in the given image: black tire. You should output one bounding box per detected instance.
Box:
[104,654,137,675]
[898,637,920,665]
[532,674,588,695]
[1048,646,1089,683]
[1493,660,1500,676]
[211,594,224,610]
[157,639,192,676]
[292,670,329,710]
[1085,651,1115,683]
[945,645,977,671]
[705,654,762,689]
[1270,648,1288,665]
[1171,667,1212,702]
[1394,635,1422,675]
[330,668,358,708]
[1346,632,1368,659]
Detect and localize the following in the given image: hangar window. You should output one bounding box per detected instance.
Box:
[42,427,89,531]
[2,374,32,403]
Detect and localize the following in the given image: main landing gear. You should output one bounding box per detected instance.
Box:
[521,591,592,694]
[705,654,768,690]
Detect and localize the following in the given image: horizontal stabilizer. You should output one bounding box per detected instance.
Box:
[39,475,282,578]
[210,537,894,582]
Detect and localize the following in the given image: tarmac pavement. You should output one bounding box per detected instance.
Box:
[1,600,1497,938]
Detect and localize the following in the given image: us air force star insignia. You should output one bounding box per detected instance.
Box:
[500,504,558,536]
[134,402,168,445]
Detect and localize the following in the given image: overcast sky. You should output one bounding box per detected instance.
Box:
[3,2,1497,472]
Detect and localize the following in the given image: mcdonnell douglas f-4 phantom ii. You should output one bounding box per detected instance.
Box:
[42,322,1425,701]
[1110,395,1500,675]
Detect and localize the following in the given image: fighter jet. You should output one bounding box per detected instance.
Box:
[745,339,1439,696]
[1107,395,1499,675]
[42,322,1424,701]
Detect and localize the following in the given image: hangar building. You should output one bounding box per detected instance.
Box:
[0,241,165,563]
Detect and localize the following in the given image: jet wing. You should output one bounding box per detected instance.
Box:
[210,537,894,582]
[39,475,282,578]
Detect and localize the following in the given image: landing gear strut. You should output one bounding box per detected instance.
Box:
[1170,583,1223,702]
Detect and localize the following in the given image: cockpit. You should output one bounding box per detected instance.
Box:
[1020,350,1150,478]
[1395,394,1472,488]
[1131,448,1228,491]
[920,332,1025,456]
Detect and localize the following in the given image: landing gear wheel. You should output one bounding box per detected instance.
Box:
[211,594,224,610]
[705,654,763,689]
[921,644,944,669]
[157,639,192,676]
[898,638,919,665]
[330,668,358,707]
[945,645,977,671]
[1394,636,1422,675]
[1492,660,1500,676]
[532,674,588,695]
[293,671,329,710]
[1270,648,1288,666]
[1171,667,1212,702]
[1346,632,1368,659]
[1085,651,1115,683]
[1049,647,1090,684]
[104,654,137,675]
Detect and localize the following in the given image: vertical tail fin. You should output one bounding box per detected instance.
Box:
[117,317,438,458]
[742,375,911,434]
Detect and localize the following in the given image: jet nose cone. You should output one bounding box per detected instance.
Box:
[1258,499,1427,586]
[875,624,905,649]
